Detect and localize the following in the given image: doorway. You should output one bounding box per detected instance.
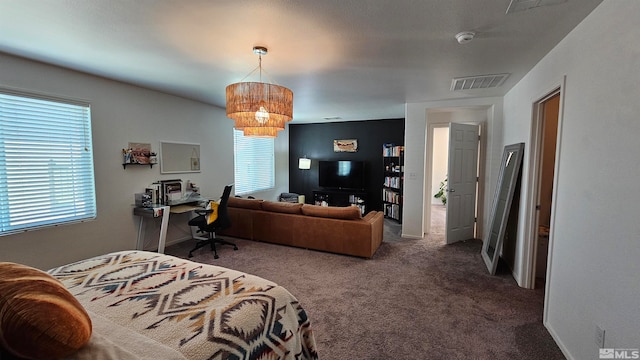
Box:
[430,126,449,238]
[535,93,560,287]
[529,91,561,290]
[425,107,487,242]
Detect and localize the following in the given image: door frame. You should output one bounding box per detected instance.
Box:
[521,77,565,313]
[424,110,487,239]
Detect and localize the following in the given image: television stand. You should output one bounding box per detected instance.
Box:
[313,189,367,215]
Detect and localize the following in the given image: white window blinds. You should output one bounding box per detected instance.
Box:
[233,129,275,195]
[0,91,97,235]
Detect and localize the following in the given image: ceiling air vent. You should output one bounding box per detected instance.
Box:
[450,73,509,92]
[506,0,567,14]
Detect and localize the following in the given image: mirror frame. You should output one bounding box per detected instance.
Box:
[481,142,525,275]
[159,141,201,174]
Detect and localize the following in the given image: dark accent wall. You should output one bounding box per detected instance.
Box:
[288,119,405,212]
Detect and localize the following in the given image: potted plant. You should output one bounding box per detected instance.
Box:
[434,178,447,205]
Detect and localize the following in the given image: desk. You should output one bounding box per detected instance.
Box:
[133,202,204,253]
[169,204,203,214]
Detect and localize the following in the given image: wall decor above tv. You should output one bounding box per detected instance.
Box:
[333,139,358,152]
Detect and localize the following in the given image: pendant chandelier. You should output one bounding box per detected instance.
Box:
[226,46,293,138]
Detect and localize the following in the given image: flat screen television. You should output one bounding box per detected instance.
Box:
[318,160,366,189]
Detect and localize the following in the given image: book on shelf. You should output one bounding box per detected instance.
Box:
[382,188,402,204]
[382,144,405,157]
[383,203,401,220]
[384,176,402,189]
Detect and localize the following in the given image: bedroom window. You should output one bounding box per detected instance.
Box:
[233,129,275,195]
[0,90,97,236]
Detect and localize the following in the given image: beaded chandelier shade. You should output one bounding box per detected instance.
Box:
[242,126,279,138]
[225,47,293,138]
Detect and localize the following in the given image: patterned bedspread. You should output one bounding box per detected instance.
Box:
[48,251,318,360]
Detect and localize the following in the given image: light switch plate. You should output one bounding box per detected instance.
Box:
[595,325,605,348]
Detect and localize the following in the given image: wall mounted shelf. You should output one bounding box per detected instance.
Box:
[122,163,154,169]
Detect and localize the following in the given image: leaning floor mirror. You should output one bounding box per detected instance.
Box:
[481,142,525,275]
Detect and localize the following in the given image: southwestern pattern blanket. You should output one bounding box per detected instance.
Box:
[48,251,318,360]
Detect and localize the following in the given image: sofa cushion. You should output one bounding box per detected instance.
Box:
[261,201,303,214]
[223,207,255,240]
[228,196,263,210]
[0,262,92,360]
[302,204,362,219]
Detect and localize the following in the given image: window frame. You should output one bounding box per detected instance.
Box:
[0,89,97,236]
[232,129,275,195]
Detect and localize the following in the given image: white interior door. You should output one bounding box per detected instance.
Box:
[446,123,480,244]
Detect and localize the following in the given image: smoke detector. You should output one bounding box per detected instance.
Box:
[455,31,475,44]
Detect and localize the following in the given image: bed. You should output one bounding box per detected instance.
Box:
[41,250,318,360]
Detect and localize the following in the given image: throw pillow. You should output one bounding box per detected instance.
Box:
[228,197,264,210]
[261,201,303,214]
[206,200,220,224]
[302,204,362,219]
[0,262,92,360]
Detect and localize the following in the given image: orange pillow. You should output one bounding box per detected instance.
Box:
[302,204,362,219]
[0,262,92,360]
[227,197,264,210]
[261,201,303,214]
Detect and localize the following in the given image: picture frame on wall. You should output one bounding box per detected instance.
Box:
[159,141,201,174]
[333,139,358,152]
[191,157,200,171]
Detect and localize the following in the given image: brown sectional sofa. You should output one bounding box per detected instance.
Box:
[220,197,384,258]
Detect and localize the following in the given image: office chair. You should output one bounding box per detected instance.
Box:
[187,184,237,259]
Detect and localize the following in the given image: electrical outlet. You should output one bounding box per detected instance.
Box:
[595,325,606,348]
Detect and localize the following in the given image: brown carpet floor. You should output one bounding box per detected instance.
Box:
[166,205,565,360]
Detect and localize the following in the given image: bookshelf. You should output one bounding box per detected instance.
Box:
[382,144,404,222]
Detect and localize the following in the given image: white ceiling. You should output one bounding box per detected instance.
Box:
[0,0,603,123]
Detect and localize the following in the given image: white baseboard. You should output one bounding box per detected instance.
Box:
[401,233,423,240]
[545,321,574,360]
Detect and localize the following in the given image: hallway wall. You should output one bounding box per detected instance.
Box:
[502,1,640,357]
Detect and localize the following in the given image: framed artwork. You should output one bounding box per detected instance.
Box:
[191,157,200,171]
[333,139,358,152]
